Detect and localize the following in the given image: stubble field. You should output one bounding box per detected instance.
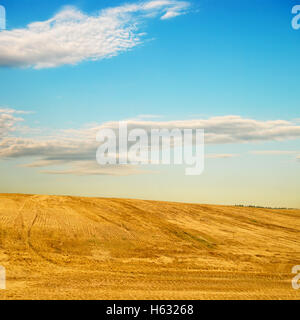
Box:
[0,193,299,300]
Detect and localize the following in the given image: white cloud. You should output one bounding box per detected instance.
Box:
[0,1,190,69]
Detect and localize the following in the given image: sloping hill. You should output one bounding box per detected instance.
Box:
[0,193,299,299]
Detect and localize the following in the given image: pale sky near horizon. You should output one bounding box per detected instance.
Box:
[0,0,300,208]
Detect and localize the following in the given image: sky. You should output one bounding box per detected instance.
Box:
[0,0,300,208]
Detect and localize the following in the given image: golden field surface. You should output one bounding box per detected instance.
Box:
[0,193,299,300]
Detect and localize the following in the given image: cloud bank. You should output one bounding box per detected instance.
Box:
[1,110,300,175]
[0,1,190,69]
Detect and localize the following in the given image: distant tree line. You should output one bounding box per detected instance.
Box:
[234,204,293,210]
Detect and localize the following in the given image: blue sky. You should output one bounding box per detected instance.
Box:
[0,0,300,207]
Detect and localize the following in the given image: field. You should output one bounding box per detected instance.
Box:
[0,193,299,300]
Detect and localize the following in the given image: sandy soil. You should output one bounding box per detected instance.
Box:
[0,193,299,300]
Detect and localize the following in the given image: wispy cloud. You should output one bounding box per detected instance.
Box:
[0,108,25,137]
[40,161,148,176]
[131,114,163,120]
[0,1,190,69]
[206,154,240,159]
[250,150,299,155]
[249,150,300,162]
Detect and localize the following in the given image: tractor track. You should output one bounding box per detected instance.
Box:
[24,197,63,266]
